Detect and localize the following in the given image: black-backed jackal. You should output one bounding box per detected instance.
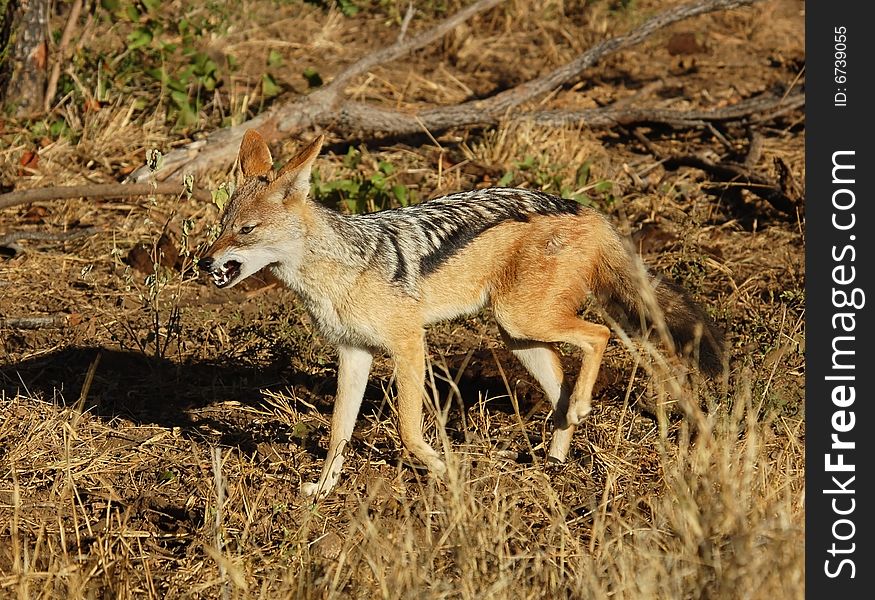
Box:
[200,130,725,498]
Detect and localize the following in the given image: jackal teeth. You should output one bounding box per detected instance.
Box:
[211,260,241,288]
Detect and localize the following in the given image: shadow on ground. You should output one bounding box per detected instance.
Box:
[1,344,592,453]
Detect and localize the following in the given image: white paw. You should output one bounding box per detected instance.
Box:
[414,448,447,476]
[565,398,592,426]
[300,481,322,498]
[429,457,447,476]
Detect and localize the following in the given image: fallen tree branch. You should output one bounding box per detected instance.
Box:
[129,0,762,183]
[0,226,100,247]
[0,182,211,211]
[333,90,803,136]
[631,125,800,216]
[526,92,804,128]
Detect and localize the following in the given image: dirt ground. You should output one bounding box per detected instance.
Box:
[0,0,804,597]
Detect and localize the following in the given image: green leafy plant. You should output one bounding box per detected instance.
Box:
[94,0,238,130]
[498,156,614,207]
[311,148,415,213]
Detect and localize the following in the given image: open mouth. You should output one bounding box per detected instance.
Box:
[211,260,241,288]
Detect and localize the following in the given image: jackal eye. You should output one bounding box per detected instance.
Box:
[239,224,256,234]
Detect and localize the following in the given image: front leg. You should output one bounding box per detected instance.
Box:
[391,330,447,477]
[301,344,373,499]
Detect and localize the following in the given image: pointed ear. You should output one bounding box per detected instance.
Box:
[277,135,325,178]
[272,135,325,198]
[238,129,274,177]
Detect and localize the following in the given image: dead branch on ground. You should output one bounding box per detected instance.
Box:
[334,90,803,134]
[632,127,801,217]
[129,0,764,183]
[663,153,800,215]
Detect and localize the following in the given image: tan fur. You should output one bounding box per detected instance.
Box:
[200,131,724,498]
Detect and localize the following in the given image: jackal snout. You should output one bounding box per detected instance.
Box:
[198,253,242,288]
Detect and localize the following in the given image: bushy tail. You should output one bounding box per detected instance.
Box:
[593,238,725,377]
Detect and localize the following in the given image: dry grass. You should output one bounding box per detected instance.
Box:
[1,0,804,597]
[0,360,803,598]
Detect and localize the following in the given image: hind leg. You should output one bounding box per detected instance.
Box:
[559,318,610,426]
[496,304,610,427]
[500,333,576,462]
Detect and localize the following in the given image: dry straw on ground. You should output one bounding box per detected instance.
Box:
[1,0,804,597]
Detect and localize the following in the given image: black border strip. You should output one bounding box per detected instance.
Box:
[806,3,874,596]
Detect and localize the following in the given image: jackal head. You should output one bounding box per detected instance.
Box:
[199,130,324,288]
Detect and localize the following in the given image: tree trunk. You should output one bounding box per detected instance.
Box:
[0,0,49,117]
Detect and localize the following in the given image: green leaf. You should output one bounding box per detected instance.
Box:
[497,171,514,187]
[343,146,360,168]
[157,470,176,483]
[291,421,311,441]
[594,180,613,193]
[268,50,284,68]
[169,90,191,109]
[518,155,536,170]
[141,0,161,13]
[49,118,69,138]
[211,186,231,211]
[193,53,218,76]
[337,0,359,16]
[331,179,359,195]
[262,73,281,98]
[378,160,395,175]
[392,184,409,206]
[575,161,592,187]
[145,66,168,84]
[126,27,153,51]
[173,97,199,128]
[369,172,387,190]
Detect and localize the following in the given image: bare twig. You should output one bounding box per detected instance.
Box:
[744,130,765,167]
[0,314,78,329]
[129,0,761,183]
[44,0,83,113]
[631,119,800,216]
[664,154,798,215]
[398,3,416,43]
[0,182,211,211]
